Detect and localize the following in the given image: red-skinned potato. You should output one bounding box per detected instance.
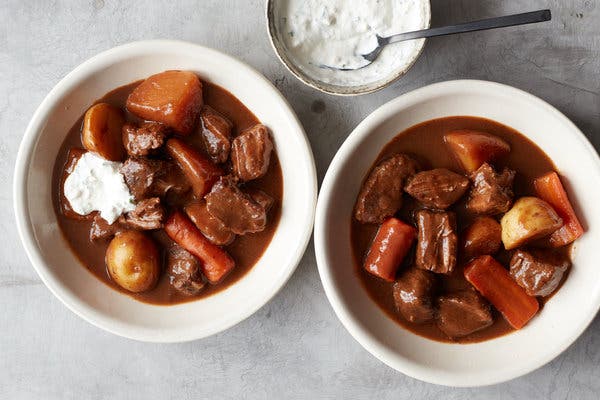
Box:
[444,130,510,173]
[82,103,126,161]
[126,70,203,135]
[106,230,160,293]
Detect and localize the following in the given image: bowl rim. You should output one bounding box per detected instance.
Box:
[13,39,318,342]
[265,0,432,96]
[314,79,600,386]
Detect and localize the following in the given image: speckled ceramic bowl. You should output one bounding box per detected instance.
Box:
[266,0,431,96]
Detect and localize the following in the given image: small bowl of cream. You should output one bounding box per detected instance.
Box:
[267,0,431,95]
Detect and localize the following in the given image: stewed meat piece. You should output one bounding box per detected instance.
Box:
[247,189,274,212]
[393,267,437,323]
[466,163,515,215]
[184,200,235,246]
[205,176,267,235]
[509,249,570,297]
[122,122,169,157]
[89,214,125,241]
[405,168,470,210]
[167,245,206,296]
[415,210,458,274]
[354,154,420,224]
[231,124,273,181]
[436,290,493,339]
[199,106,233,164]
[120,158,190,201]
[120,197,166,230]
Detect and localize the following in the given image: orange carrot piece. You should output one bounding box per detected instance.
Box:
[166,138,223,197]
[165,210,235,284]
[464,255,539,329]
[364,217,417,282]
[534,172,584,247]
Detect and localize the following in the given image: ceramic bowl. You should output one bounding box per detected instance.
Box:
[266,0,431,96]
[314,80,600,386]
[14,40,317,342]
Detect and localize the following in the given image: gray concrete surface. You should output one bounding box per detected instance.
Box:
[1,0,599,398]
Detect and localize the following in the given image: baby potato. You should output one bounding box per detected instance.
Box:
[106,230,160,293]
[82,103,126,161]
[501,197,563,250]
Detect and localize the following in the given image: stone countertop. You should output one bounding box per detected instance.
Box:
[1,0,598,398]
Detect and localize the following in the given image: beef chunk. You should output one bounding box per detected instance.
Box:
[119,197,165,230]
[415,210,458,274]
[120,158,163,200]
[122,122,168,157]
[509,249,570,297]
[393,267,437,323]
[231,124,273,181]
[205,176,267,235]
[405,168,470,209]
[437,290,493,338]
[167,245,206,296]
[89,214,125,241]
[466,163,515,215]
[184,200,235,246]
[247,189,274,212]
[120,158,190,201]
[199,106,233,164]
[354,154,420,224]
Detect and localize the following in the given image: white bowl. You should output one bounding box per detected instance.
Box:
[314,80,600,386]
[14,40,317,342]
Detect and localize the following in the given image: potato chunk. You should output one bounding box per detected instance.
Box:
[463,217,502,259]
[82,103,126,161]
[444,130,510,173]
[126,70,203,135]
[500,197,562,250]
[106,230,160,293]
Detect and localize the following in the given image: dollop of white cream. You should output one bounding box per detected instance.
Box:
[279,0,429,86]
[63,152,135,224]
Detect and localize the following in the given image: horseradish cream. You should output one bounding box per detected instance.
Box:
[63,152,135,223]
[279,0,429,87]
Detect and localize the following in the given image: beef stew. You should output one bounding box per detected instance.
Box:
[351,116,581,343]
[52,72,283,305]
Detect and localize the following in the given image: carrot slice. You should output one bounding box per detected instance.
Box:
[464,255,539,329]
[166,138,223,197]
[165,210,235,284]
[364,217,416,282]
[534,172,584,247]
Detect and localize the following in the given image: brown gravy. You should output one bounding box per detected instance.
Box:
[351,116,570,343]
[52,80,283,305]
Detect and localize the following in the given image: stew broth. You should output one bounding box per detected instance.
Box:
[351,116,570,343]
[52,81,283,305]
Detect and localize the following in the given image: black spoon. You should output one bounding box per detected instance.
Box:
[323,9,551,71]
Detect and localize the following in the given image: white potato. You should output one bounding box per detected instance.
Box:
[501,197,562,250]
[82,103,126,161]
[106,230,160,292]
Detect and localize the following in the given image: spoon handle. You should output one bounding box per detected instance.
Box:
[386,9,551,44]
